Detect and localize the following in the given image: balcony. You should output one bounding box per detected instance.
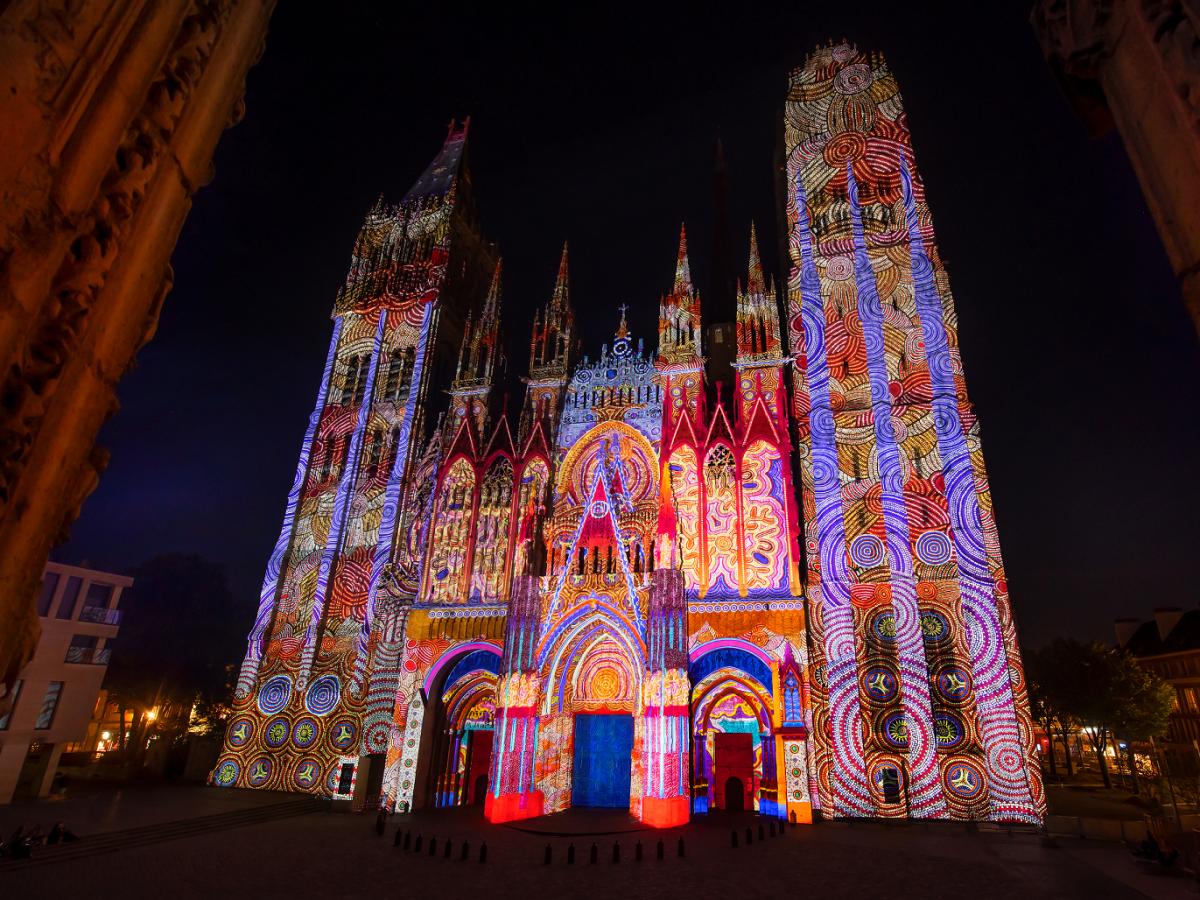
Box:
[65,646,112,665]
[78,606,122,625]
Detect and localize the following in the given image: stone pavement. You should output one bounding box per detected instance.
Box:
[0,781,297,837]
[2,797,1198,899]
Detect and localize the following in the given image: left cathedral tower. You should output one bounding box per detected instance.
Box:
[215,122,499,797]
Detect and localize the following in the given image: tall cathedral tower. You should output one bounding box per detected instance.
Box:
[784,44,1042,821]
[215,45,1042,827]
[217,122,497,796]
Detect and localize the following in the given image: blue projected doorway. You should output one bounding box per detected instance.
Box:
[572,714,633,808]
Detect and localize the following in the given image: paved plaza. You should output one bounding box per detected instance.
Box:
[1,787,1197,898]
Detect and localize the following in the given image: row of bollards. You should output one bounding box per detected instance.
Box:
[390,828,487,863]
[542,837,685,865]
[730,818,787,848]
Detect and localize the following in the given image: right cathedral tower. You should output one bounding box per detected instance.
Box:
[785,43,1043,821]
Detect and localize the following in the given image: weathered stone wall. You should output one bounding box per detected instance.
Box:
[1033,0,1200,337]
[0,1,275,701]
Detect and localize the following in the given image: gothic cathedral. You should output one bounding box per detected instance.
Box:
[214,44,1045,826]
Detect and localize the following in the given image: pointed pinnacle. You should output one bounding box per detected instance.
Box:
[483,259,502,320]
[747,221,764,295]
[673,223,692,294]
[551,241,569,310]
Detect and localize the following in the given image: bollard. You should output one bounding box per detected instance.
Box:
[444,839,452,859]
[612,841,620,863]
[731,829,738,848]
[461,840,470,861]
[479,842,488,864]
[656,838,664,861]
[403,831,411,850]
[393,827,403,847]
[414,834,423,853]
[544,844,552,866]
[758,823,765,841]
[746,827,753,845]
[567,843,576,865]
[635,840,643,862]
[429,837,437,857]
[590,842,598,864]
[677,837,685,858]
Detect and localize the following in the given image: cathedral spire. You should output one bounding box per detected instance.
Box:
[658,224,703,417]
[746,221,764,295]
[551,241,570,313]
[673,224,692,294]
[520,243,578,442]
[736,222,782,419]
[450,259,504,433]
[481,258,502,325]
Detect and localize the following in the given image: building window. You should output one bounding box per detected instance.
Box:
[341,355,369,405]
[0,680,22,730]
[367,429,382,478]
[55,576,82,620]
[65,635,98,664]
[879,767,901,804]
[353,356,369,404]
[83,582,113,610]
[398,348,414,400]
[35,682,64,730]
[320,434,335,481]
[337,762,354,795]
[36,573,59,616]
[784,675,802,723]
[383,354,403,401]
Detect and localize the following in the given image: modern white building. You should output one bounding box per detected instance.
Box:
[0,561,129,804]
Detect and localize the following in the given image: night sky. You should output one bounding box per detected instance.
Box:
[55,3,1200,649]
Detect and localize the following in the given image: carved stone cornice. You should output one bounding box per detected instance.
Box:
[0,1,230,507]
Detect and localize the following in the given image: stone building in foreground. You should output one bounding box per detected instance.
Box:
[0,0,276,722]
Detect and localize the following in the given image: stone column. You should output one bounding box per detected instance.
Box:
[0,1,276,699]
[1033,0,1200,336]
[485,573,544,822]
[640,567,690,827]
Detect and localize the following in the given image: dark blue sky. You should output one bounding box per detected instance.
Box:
[56,3,1200,648]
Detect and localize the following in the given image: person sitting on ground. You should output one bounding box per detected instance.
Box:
[46,821,77,845]
[1133,834,1159,860]
[6,826,32,860]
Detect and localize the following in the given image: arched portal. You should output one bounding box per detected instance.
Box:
[536,606,644,813]
[690,647,773,815]
[420,647,500,809]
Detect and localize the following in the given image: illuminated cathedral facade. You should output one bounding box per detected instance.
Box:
[213,44,1045,826]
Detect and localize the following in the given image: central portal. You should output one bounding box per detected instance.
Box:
[571,714,633,808]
